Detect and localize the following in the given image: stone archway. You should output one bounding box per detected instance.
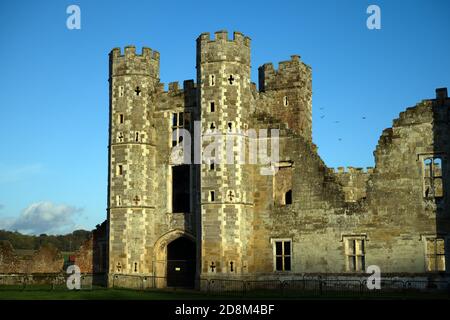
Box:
[153,229,196,287]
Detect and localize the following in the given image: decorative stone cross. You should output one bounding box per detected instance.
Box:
[133,195,140,205]
[210,261,216,272]
[228,190,235,202]
[135,86,141,96]
[228,75,234,85]
[118,132,124,142]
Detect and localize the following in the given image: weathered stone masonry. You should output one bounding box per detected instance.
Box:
[107,30,449,287]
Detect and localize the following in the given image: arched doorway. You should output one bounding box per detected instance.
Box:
[166,236,196,288]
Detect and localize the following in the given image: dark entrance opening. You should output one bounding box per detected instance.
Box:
[172,165,190,212]
[166,237,196,288]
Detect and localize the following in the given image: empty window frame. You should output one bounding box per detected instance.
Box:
[172,112,186,147]
[425,237,446,272]
[272,239,292,272]
[423,157,444,198]
[344,236,366,272]
[172,165,190,213]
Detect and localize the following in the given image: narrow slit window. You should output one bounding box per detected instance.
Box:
[209,191,215,202]
[209,74,215,86]
[117,132,124,142]
[135,132,139,142]
[119,114,124,124]
[283,96,289,106]
[117,165,123,176]
[210,102,215,112]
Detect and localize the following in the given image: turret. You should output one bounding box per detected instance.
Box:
[107,46,159,278]
[196,31,254,280]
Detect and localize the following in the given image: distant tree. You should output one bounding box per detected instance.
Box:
[0,229,92,252]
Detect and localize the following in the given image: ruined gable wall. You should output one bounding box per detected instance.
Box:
[362,98,450,273]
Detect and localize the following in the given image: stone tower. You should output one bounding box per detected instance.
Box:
[258,55,312,141]
[108,46,159,277]
[197,31,254,277]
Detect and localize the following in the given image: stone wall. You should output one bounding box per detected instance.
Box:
[0,241,63,273]
[0,222,107,274]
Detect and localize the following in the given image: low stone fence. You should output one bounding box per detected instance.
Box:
[0,273,107,290]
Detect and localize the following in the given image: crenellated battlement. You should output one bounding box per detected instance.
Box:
[109,46,160,78]
[197,30,251,47]
[196,30,251,66]
[164,80,197,94]
[328,167,372,202]
[328,167,374,175]
[258,55,311,92]
[110,46,160,60]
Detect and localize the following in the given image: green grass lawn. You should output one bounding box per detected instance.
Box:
[0,288,217,300]
[0,287,449,300]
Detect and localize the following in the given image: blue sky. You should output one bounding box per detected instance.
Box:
[0,0,449,234]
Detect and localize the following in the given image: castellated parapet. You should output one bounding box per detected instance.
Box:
[196,31,251,66]
[110,46,160,77]
[106,30,450,289]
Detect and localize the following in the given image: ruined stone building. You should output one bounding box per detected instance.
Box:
[107,30,449,288]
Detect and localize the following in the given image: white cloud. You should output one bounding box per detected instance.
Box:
[0,201,84,235]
